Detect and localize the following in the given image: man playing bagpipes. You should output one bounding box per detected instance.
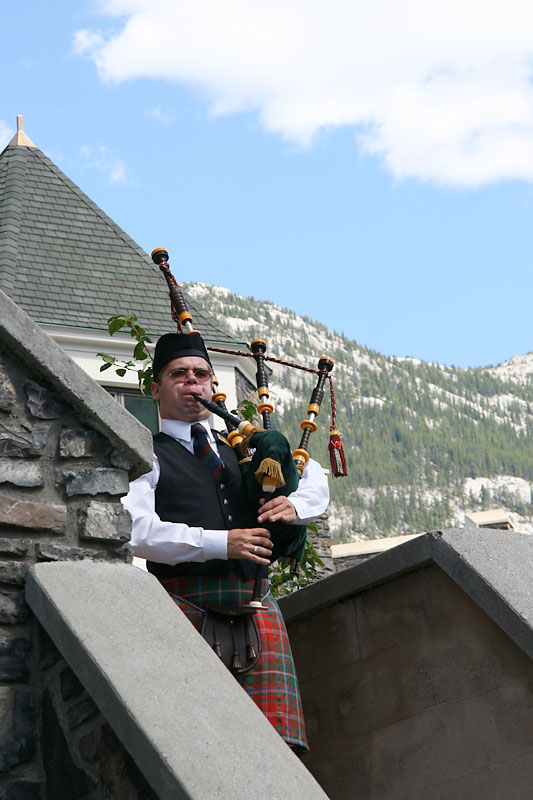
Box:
[122,331,329,753]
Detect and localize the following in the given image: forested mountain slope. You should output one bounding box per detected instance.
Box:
[184,282,533,542]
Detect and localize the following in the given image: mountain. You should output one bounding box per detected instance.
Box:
[184,282,533,542]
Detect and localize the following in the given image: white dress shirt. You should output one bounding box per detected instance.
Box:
[123,418,330,565]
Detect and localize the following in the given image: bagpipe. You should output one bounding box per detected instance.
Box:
[151,247,347,604]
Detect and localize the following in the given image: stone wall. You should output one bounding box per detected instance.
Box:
[333,553,369,572]
[285,562,533,800]
[0,345,137,799]
[308,512,334,577]
[32,627,158,800]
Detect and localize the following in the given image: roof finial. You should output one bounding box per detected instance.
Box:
[8,115,37,148]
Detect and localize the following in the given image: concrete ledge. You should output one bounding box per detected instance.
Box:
[331,533,423,559]
[26,562,328,800]
[280,528,533,660]
[0,288,152,479]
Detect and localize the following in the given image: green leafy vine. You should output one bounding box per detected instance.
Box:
[97,314,154,396]
[269,524,324,598]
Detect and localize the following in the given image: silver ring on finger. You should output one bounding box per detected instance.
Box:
[253,545,258,554]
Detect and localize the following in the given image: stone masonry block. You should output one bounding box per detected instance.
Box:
[79,502,131,542]
[0,563,28,586]
[0,497,66,534]
[24,381,70,420]
[60,667,83,701]
[35,543,130,564]
[0,690,36,773]
[67,696,98,729]
[110,449,134,471]
[62,468,129,497]
[0,636,30,682]
[0,592,29,625]
[35,542,132,563]
[35,545,89,563]
[0,364,16,412]
[0,424,48,458]
[0,688,14,745]
[0,540,29,558]
[0,462,43,488]
[40,690,95,798]
[59,428,111,459]
[78,731,98,762]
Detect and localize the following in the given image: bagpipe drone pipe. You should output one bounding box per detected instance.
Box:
[151,247,347,585]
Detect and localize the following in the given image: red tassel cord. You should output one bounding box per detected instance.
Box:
[329,427,347,477]
[328,378,347,477]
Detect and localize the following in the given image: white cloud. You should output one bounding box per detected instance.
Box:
[72,28,106,56]
[75,0,533,187]
[80,144,136,185]
[0,120,14,151]
[147,105,174,123]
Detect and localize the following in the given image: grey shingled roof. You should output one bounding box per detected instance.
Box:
[0,144,241,344]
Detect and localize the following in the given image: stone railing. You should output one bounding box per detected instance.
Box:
[25,561,329,799]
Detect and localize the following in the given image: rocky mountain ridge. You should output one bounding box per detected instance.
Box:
[184,282,533,541]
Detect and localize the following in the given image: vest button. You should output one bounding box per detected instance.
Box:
[223,498,229,505]
[220,483,225,489]
[228,515,233,522]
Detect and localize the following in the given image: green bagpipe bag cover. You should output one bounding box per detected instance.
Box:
[241,429,307,562]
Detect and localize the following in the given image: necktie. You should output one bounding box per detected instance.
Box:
[190,423,224,479]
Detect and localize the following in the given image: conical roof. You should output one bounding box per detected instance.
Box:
[0,126,239,344]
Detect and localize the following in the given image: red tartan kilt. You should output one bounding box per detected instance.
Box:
[161,573,308,751]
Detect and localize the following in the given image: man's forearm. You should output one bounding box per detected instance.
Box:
[129,516,228,564]
[122,470,228,564]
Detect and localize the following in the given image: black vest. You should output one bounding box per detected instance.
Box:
[147,431,258,580]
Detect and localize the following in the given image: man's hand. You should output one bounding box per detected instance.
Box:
[257,496,297,524]
[227,528,272,564]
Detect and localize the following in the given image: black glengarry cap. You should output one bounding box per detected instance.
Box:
[153,332,212,381]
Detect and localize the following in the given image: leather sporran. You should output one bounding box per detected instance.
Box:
[201,606,261,674]
[168,592,261,674]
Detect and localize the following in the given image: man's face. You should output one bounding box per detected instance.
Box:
[152,356,213,421]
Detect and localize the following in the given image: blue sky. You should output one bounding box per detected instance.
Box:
[3,1,533,368]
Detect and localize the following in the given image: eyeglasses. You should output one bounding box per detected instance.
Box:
[162,367,212,382]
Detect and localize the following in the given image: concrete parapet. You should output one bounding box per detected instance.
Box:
[280,529,533,800]
[26,561,329,800]
[281,528,533,659]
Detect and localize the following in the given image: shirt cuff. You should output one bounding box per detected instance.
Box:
[202,529,228,560]
[289,496,315,525]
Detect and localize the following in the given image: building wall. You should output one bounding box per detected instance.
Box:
[31,629,159,800]
[286,564,533,800]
